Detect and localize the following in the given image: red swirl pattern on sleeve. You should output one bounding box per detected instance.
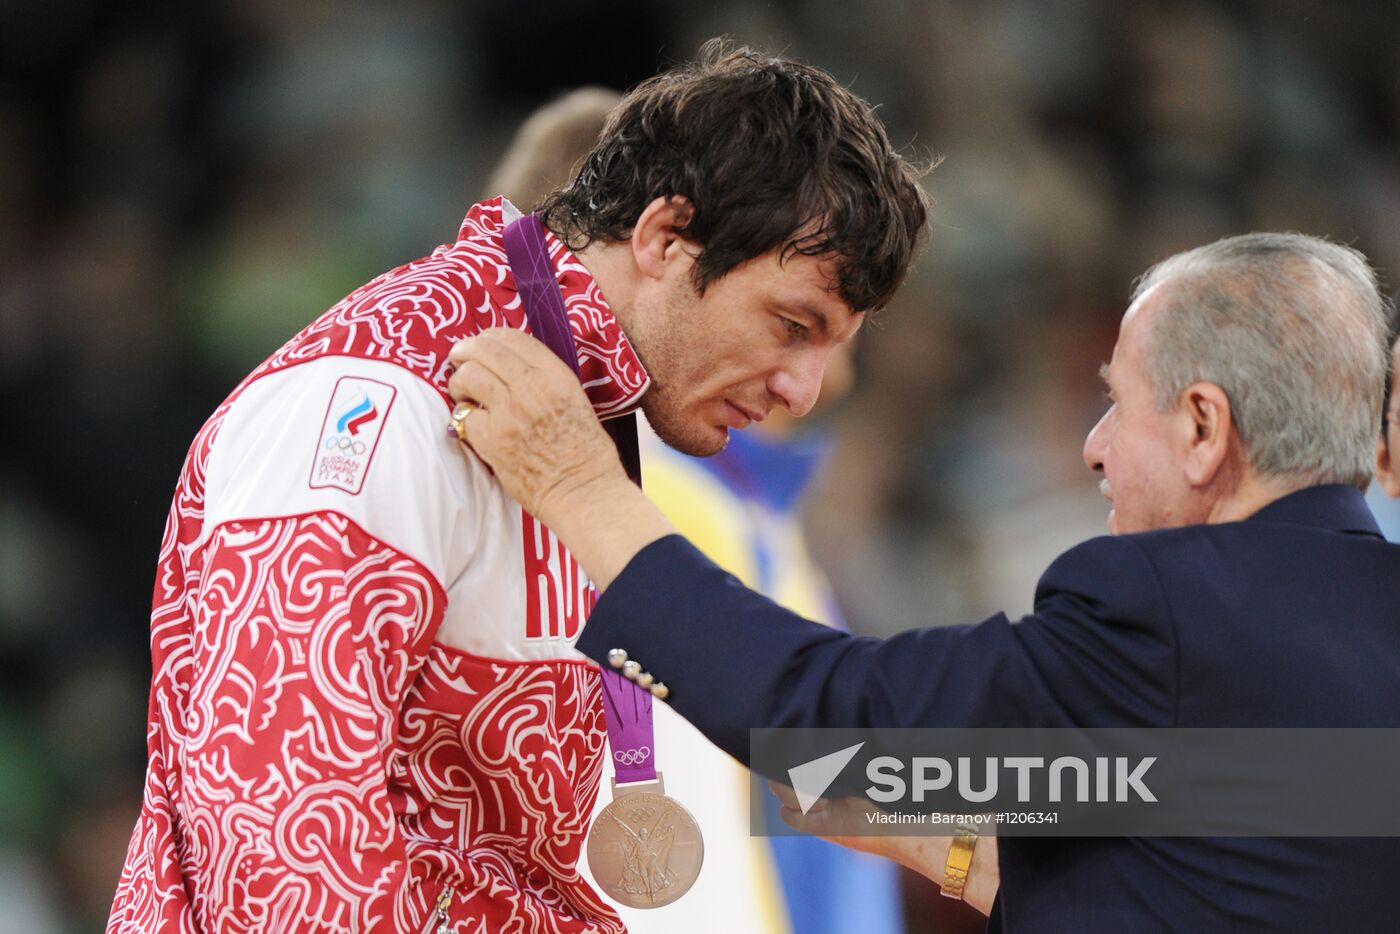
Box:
[111,512,444,933]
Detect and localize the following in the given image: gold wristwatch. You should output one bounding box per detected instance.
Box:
[939,818,980,900]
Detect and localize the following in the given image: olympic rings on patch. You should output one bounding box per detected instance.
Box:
[613,747,652,766]
[324,436,368,456]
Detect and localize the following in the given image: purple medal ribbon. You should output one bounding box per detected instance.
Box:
[501,212,655,784]
[501,215,578,377]
[597,666,657,783]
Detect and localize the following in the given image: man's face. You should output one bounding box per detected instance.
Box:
[1082,285,1200,534]
[1377,340,1400,497]
[629,248,861,456]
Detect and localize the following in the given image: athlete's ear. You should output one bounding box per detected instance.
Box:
[631,196,696,281]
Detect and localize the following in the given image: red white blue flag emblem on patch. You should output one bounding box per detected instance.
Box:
[338,393,379,436]
[309,376,397,494]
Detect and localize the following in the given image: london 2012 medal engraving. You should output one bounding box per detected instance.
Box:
[588,778,704,909]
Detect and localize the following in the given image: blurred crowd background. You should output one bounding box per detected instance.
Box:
[3,1,1400,930]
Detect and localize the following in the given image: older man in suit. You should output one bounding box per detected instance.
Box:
[446,232,1400,932]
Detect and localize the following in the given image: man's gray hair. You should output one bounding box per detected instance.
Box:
[1133,232,1389,490]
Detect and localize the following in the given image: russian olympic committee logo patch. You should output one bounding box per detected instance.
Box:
[308,376,397,494]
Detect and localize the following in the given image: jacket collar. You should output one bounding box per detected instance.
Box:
[1245,484,1384,538]
[463,198,650,419]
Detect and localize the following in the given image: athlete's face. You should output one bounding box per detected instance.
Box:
[628,248,861,457]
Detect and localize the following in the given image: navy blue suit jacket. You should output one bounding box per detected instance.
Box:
[577,484,1400,932]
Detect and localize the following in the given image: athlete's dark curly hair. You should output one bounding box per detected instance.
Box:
[537,38,930,313]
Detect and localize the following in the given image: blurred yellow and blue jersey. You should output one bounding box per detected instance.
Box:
[1366,483,1400,541]
[594,424,903,934]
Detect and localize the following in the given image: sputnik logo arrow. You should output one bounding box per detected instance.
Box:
[787,742,866,815]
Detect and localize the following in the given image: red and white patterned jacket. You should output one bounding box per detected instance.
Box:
[108,199,649,933]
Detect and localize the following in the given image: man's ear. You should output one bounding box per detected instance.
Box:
[1377,433,1400,497]
[630,195,696,281]
[1181,382,1233,487]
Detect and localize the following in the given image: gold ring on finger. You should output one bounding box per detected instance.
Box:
[447,401,477,441]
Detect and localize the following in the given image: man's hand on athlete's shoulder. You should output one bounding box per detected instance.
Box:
[448,328,673,590]
[448,328,620,517]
